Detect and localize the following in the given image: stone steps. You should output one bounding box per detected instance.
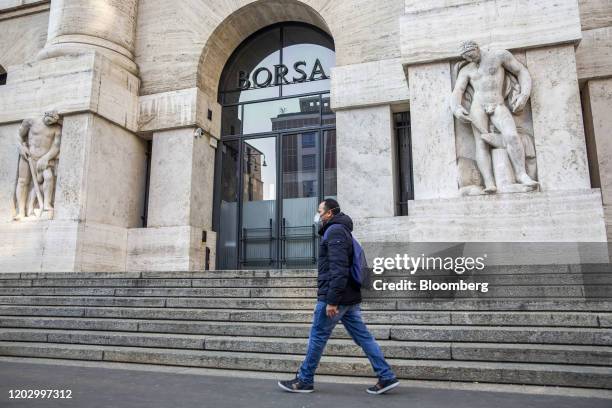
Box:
[2,273,611,288]
[1,316,611,345]
[1,329,611,366]
[0,341,610,388]
[0,264,609,280]
[0,270,612,288]
[0,305,610,327]
[2,295,612,311]
[0,285,604,298]
[0,268,611,389]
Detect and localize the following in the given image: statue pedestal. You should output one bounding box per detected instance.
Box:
[355,188,608,263]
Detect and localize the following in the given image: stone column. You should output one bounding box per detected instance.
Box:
[336,105,396,218]
[37,0,138,74]
[408,62,458,200]
[526,44,590,191]
[127,127,216,271]
[582,77,612,240]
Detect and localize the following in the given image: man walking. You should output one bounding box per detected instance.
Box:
[278,198,399,395]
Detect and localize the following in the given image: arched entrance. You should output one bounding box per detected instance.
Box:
[213,22,336,269]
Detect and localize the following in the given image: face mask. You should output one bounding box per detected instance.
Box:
[313,213,321,224]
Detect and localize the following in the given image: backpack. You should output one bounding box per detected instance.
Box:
[323,224,368,287]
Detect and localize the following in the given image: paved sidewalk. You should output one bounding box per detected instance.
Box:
[1,360,611,408]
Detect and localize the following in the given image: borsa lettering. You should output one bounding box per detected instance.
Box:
[238,58,328,90]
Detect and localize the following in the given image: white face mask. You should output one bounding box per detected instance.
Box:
[313,213,321,224]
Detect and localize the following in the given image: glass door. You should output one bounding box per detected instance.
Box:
[280,131,319,267]
[239,136,278,268]
[216,140,240,270]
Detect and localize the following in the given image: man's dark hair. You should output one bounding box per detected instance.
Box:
[322,198,340,215]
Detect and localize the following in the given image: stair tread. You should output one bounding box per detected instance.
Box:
[2,328,612,350]
[3,304,611,315]
[1,315,611,329]
[1,341,611,374]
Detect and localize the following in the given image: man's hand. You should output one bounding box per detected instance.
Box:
[453,106,471,123]
[326,304,339,318]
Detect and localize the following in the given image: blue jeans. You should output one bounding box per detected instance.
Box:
[297,300,396,385]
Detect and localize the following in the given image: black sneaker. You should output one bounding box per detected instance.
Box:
[366,377,400,395]
[277,376,314,393]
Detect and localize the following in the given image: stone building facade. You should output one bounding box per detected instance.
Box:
[0,0,611,272]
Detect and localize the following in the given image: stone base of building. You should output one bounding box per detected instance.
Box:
[0,220,128,272]
[0,220,216,273]
[355,188,609,265]
[356,189,607,242]
[126,226,215,272]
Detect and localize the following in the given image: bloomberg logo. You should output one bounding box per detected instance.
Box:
[238,58,329,90]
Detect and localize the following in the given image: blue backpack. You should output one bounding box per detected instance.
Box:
[323,224,368,287]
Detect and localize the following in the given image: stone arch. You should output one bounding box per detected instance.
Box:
[197,0,332,100]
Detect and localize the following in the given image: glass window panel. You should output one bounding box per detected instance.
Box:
[217,140,240,269]
[281,131,319,268]
[281,79,331,97]
[323,129,337,197]
[302,154,315,170]
[321,94,335,127]
[241,137,277,267]
[221,105,242,136]
[242,96,320,134]
[281,25,335,96]
[301,133,315,148]
[282,131,318,200]
[218,27,281,102]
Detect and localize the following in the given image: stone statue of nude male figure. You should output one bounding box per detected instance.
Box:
[451,40,538,193]
[14,110,62,220]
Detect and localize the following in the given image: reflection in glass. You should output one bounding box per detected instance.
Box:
[242,96,321,135]
[221,105,241,136]
[219,27,280,104]
[217,141,240,269]
[282,132,319,267]
[241,137,277,267]
[282,25,335,97]
[321,94,335,127]
[323,129,337,197]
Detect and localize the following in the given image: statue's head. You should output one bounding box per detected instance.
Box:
[43,110,61,126]
[459,40,481,63]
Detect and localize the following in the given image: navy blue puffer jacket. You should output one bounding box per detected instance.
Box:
[317,212,361,305]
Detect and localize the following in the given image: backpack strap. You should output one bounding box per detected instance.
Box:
[322,224,354,262]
